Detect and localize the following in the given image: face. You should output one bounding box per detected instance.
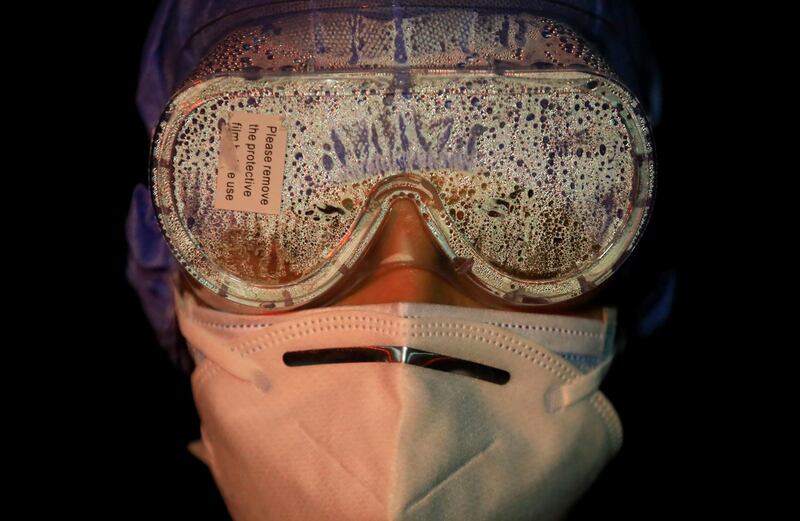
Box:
[145,7,652,520]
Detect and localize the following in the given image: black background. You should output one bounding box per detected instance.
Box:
[55,2,736,519]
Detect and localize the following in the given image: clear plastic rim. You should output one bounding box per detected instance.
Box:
[151,69,655,311]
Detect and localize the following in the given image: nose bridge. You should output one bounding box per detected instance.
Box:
[369,174,443,270]
[327,170,500,308]
[327,177,470,307]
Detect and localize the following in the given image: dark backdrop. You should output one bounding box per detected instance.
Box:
[73,2,729,518]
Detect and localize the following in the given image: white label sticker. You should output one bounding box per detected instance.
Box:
[214,112,287,215]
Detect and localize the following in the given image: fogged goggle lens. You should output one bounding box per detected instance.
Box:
[150,8,654,310]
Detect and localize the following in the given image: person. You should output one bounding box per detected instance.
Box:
[126,1,671,519]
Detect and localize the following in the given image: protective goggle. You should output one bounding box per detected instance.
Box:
[150,3,655,312]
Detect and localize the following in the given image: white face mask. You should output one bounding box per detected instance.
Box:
[174,286,622,521]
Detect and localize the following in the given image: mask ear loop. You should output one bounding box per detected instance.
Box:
[544,307,618,413]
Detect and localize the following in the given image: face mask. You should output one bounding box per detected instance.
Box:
[174,285,622,521]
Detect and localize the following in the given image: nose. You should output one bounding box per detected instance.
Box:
[329,197,484,307]
[371,197,441,269]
